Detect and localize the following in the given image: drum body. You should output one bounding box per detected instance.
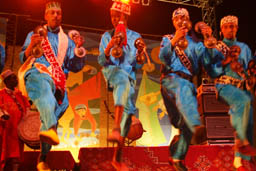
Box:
[127,117,144,141]
[18,110,41,149]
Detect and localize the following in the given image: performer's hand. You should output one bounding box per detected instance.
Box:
[176,27,187,38]
[135,38,146,53]
[200,25,212,37]
[73,35,84,48]
[171,27,187,46]
[222,56,233,66]
[108,38,116,49]
[113,32,125,45]
[229,45,241,60]
[247,60,256,76]
[24,34,43,58]
[230,61,244,73]
[105,32,125,57]
[104,38,116,57]
[30,33,43,47]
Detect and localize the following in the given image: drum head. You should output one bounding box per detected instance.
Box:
[18,111,41,149]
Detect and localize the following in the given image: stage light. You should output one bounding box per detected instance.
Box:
[120,0,130,4]
[132,0,140,4]
[113,0,151,6]
[141,0,150,6]
[112,0,130,3]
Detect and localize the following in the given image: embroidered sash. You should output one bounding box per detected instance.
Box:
[165,35,193,74]
[41,37,66,94]
[40,26,68,96]
[215,41,246,78]
[215,75,245,90]
[215,41,230,58]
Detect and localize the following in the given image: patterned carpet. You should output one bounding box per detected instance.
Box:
[78,145,256,171]
[20,145,256,170]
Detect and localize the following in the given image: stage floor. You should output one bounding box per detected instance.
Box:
[21,145,256,171]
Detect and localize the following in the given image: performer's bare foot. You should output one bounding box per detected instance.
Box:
[37,161,50,171]
[39,127,60,145]
[111,161,129,171]
[234,139,256,156]
[237,144,256,156]
[233,166,246,171]
[169,157,187,171]
[107,128,122,143]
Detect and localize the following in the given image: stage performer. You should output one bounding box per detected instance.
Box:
[19,1,86,170]
[0,43,5,73]
[158,8,219,170]
[212,15,256,170]
[98,0,146,170]
[0,70,30,171]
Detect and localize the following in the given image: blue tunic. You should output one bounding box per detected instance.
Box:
[0,44,5,73]
[20,26,86,131]
[213,38,253,160]
[159,34,215,160]
[98,28,142,137]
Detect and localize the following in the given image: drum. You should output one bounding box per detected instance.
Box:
[127,117,145,142]
[18,110,41,149]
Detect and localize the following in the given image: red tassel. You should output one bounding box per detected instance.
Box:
[115,21,127,46]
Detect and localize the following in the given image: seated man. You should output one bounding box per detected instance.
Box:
[0,70,30,171]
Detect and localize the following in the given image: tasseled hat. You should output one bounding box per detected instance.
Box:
[1,69,14,81]
[45,0,61,13]
[220,15,238,27]
[172,8,190,19]
[111,0,131,16]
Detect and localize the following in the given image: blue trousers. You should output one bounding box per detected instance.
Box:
[106,68,136,137]
[25,70,69,155]
[161,74,201,160]
[216,84,253,160]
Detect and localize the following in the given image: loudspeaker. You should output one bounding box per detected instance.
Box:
[197,84,216,95]
[205,116,234,144]
[197,84,234,144]
[198,93,229,115]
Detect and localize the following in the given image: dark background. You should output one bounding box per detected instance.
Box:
[0,0,255,53]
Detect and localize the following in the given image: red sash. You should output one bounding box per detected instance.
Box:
[41,38,66,95]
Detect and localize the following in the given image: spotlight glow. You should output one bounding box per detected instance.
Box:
[120,0,130,4]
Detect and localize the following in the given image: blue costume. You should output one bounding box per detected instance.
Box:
[98,28,142,137]
[159,34,214,160]
[0,43,5,73]
[20,26,86,155]
[213,38,254,160]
